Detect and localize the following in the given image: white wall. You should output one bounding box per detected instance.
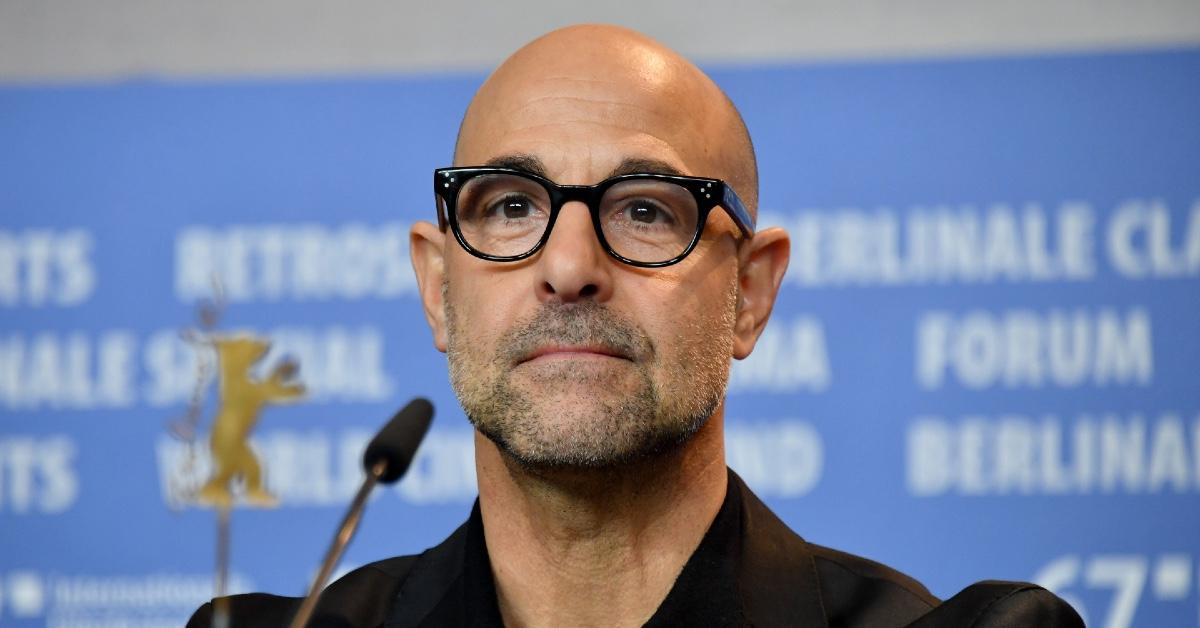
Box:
[3,0,1200,82]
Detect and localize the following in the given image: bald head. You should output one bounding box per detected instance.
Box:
[413,24,793,484]
[454,24,759,214]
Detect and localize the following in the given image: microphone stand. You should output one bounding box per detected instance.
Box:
[286,459,388,628]
[284,397,433,628]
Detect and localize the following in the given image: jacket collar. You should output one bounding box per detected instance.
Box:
[730,470,829,627]
[387,468,830,628]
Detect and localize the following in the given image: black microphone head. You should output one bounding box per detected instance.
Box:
[363,397,434,484]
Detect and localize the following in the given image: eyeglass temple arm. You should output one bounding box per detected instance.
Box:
[722,185,756,236]
[435,191,449,230]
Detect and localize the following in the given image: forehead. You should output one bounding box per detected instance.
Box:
[456,52,721,182]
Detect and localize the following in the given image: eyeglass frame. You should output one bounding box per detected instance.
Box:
[433,166,756,268]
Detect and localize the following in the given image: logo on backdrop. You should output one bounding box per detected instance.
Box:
[165,281,307,510]
[195,334,305,508]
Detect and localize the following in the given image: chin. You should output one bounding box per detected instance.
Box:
[473,404,710,471]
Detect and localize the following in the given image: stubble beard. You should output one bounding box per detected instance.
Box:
[444,281,737,471]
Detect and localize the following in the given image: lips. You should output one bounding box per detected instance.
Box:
[499,302,648,368]
[518,344,632,365]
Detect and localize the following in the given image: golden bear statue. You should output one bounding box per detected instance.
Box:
[197,334,305,509]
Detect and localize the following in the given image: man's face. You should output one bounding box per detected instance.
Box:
[432,35,749,469]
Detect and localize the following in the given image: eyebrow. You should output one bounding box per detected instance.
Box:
[606,158,686,179]
[483,154,549,178]
[481,153,688,181]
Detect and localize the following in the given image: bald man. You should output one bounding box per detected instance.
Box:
[190,25,1082,628]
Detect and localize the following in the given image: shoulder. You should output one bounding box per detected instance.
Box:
[907,580,1084,628]
[807,542,939,626]
[187,518,472,628]
[186,556,420,628]
[730,471,937,627]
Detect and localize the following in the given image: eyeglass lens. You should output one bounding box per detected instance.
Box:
[454,174,701,263]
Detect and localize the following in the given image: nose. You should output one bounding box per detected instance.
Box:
[535,201,614,303]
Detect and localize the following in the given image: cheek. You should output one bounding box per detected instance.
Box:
[636,267,739,365]
[444,273,517,353]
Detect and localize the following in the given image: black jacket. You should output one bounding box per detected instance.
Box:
[189,471,1082,627]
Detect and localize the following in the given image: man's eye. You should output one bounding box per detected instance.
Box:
[624,201,674,225]
[503,199,530,219]
[487,195,536,219]
[629,204,657,223]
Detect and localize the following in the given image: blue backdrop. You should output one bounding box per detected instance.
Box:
[2,47,1198,627]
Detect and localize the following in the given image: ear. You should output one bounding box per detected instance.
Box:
[410,221,449,352]
[732,227,790,360]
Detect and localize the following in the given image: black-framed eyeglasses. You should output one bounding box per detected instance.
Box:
[434,167,755,268]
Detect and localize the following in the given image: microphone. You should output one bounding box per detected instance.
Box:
[287,398,434,628]
[363,397,434,483]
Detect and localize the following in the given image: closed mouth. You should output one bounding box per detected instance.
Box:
[518,344,632,365]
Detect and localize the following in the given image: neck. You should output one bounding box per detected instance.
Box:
[475,412,728,628]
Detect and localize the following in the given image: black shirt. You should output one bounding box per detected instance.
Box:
[428,470,749,626]
[189,469,1083,627]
